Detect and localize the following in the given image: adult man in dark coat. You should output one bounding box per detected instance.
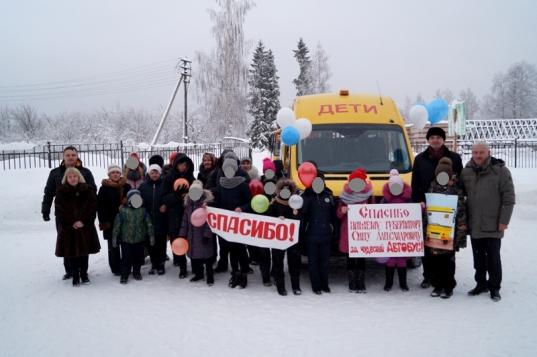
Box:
[461,142,515,302]
[411,127,462,288]
[41,146,96,280]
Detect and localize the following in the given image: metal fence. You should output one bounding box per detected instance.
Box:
[411,139,537,168]
[0,141,252,170]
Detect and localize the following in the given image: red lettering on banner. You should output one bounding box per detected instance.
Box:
[387,242,424,253]
[251,220,264,238]
[239,219,251,236]
[227,217,240,234]
[275,224,288,241]
[264,222,276,240]
[358,206,410,219]
[335,104,348,113]
[289,223,295,242]
[363,105,378,114]
[318,105,334,115]
[217,214,228,231]
[207,213,217,229]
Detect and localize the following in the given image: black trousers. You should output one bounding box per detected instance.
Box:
[257,247,271,280]
[430,252,456,290]
[422,247,432,281]
[104,230,121,274]
[307,240,331,291]
[149,234,167,269]
[272,245,300,289]
[191,258,214,277]
[229,242,249,273]
[217,236,230,268]
[121,242,145,278]
[66,256,89,278]
[471,238,502,291]
[347,257,365,272]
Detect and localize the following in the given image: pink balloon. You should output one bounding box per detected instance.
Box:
[190,207,208,227]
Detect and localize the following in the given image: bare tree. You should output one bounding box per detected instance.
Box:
[11,105,42,141]
[459,88,480,119]
[311,42,331,94]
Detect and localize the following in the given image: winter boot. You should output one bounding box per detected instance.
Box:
[348,271,358,292]
[72,271,80,287]
[398,268,409,291]
[190,274,204,282]
[157,263,165,275]
[133,269,142,281]
[291,276,301,295]
[262,274,272,287]
[356,270,366,293]
[384,267,395,291]
[431,287,442,297]
[420,278,431,289]
[275,278,287,296]
[441,289,453,299]
[468,284,489,296]
[63,272,73,280]
[149,266,157,275]
[228,272,239,288]
[238,273,248,289]
[206,265,214,286]
[490,290,502,302]
[80,271,90,285]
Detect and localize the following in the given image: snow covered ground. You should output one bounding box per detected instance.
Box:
[1,165,536,357]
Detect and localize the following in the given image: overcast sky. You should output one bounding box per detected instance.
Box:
[1,0,536,114]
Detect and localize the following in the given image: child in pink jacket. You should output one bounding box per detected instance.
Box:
[337,168,374,293]
[381,169,412,292]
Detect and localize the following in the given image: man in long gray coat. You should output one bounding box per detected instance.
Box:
[461,142,515,302]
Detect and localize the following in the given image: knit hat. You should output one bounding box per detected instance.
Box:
[435,157,453,177]
[388,169,404,196]
[127,189,143,208]
[188,180,204,201]
[348,168,367,192]
[148,164,162,174]
[262,158,276,173]
[222,158,238,178]
[107,164,122,175]
[240,157,251,163]
[223,151,239,162]
[349,168,367,181]
[426,127,446,141]
[149,154,164,168]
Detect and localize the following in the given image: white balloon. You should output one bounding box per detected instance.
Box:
[276,107,296,128]
[292,118,313,139]
[408,105,429,129]
[289,194,304,210]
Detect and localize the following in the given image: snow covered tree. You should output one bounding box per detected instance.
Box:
[459,88,480,119]
[293,38,313,96]
[435,88,454,104]
[482,62,537,119]
[10,105,42,142]
[194,0,253,141]
[247,41,280,149]
[310,42,331,94]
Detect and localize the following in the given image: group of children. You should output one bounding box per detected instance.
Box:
[82,151,467,298]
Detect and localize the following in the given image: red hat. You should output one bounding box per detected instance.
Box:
[129,152,140,160]
[262,158,276,173]
[349,168,367,181]
[169,152,178,165]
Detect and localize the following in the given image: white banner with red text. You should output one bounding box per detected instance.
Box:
[206,207,300,250]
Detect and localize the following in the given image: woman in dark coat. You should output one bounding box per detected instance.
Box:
[161,153,195,278]
[197,152,217,187]
[55,167,101,287]
[97,164,131,275]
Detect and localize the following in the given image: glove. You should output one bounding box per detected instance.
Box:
[42,213,50,222]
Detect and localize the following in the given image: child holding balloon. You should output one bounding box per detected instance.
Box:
[179,180,215,285]
[300,164,337,295]
[267,178,302,296]
[112,189,155,284]
[381,170,412,292]
[336,168,374,293]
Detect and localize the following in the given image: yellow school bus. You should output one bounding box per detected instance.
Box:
[272,90,414,198]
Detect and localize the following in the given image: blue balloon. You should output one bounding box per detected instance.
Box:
[426,98,449,124]
[281,126,301,146]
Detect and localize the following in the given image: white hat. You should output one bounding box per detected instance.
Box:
[148,164,162,174]
[108,164,122,175]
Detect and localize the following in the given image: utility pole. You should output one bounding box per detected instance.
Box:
[150,58,192,147]
[179,59,192,144]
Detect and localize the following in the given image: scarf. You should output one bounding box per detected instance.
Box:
[340,188,372,205]
[219,176,246,189]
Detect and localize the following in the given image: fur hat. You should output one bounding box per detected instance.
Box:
[107,164,122,175]
[149,155,164,168]
[435,157,453,177]
[426,127,446,141]
[262,158,276,173]
[148,164,162,174]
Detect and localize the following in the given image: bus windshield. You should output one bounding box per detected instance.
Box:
[297,124,411,174]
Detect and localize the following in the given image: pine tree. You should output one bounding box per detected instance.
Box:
[247,41,280,149]
[293,38,313,96]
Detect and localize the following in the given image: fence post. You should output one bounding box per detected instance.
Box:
[47,141,52,168]
[120,140,125,168]
[514,137,518,168]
